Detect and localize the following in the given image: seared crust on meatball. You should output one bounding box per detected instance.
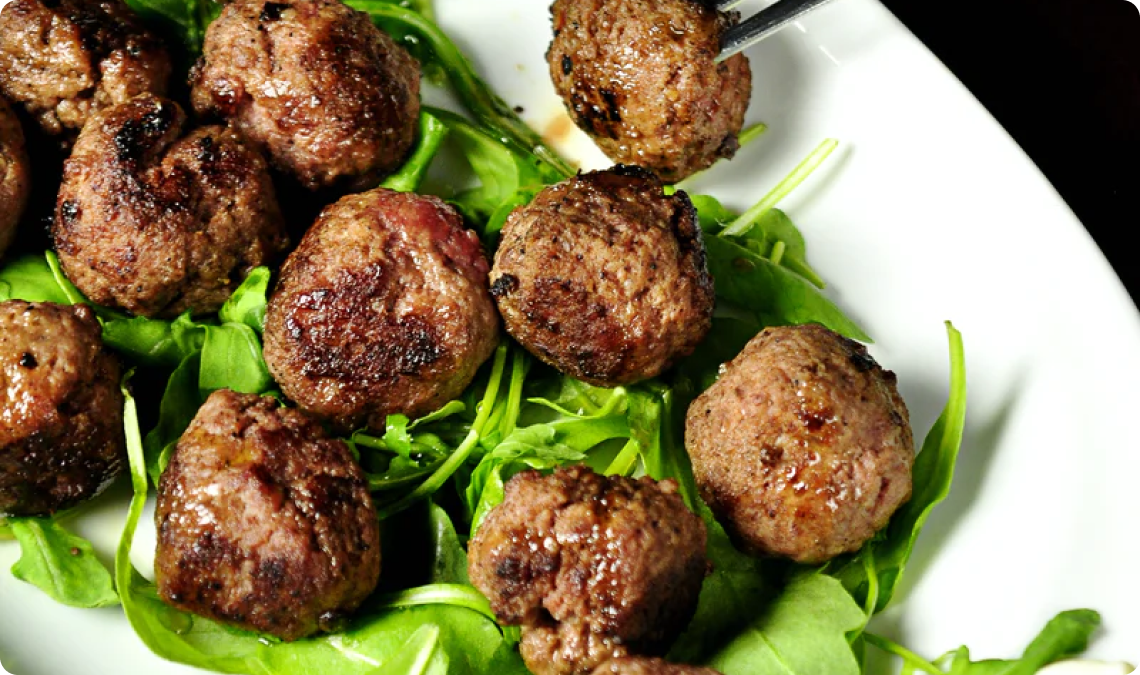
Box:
[155,389,381,641]
[190,0,421,191]
[591,658,723,675]
[685,324,914,564]
[0,301,124,516]
[0,97,30,257]
[0,0,170,142]
[53,94,288,318]
[263,188,499,431]
[469,466,707,675]
[490,166,713,387]
[548,0,751,182]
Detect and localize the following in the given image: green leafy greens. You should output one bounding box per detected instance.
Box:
[0,0,1116,673]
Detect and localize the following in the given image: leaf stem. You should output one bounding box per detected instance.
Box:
[864,633,945,675]
[377,344,509,519]
[721,138,839,237]
[375,583,497,622]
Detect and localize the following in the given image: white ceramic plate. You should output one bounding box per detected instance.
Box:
[2,0,1138,672]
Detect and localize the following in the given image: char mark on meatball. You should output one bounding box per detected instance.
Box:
[468,465,708,675]
[262,187,500,432]
[490,166,714,387]
[52,93,288,318]
[0,301,124,517]
[685,324,915,564]
[0,97,31,257]
[190,0,422,191]
[0,0,170,142]
[547,0,752,182]
[154,389,381,641]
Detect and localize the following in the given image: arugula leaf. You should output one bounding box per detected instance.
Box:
[832,322,967,613]
[0,254,75,305]
[8,517,119,608]
[376,343,510,520]
[705,235,870,342]
[102,313,204,367]
[424,107,560,228]
[218,267,272,333]
[864,610,1102,675]
[143,352,203,483]
[698,573,865,675]
[371,625,448,675]
[382,112,449,193]
[200,323,274,395]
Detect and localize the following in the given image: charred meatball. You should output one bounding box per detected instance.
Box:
[0,0,169,143]
[263,188,499,431]
[490,166,713,387]
[0,97,30,257]
[685,324,914,564]
[0,301,124,517]
[53,94,288,318]
[190,0,421,191]
[469,466,707,675]
[548,0,752,182]
[592,658,723,675]
[155,389,380,641]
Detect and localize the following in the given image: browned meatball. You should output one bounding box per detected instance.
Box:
[0,97,30,257]
[685,324,915,564]
[263,188,499,431]
[469,466,707,675]
[490,166,713,387]
[0,0,169,143]
[155,389,380,641]
[548,0,752,183]
[190,0,421,191]
[591,658,723,675]
[53,94,288,318]
[0,301,124,516]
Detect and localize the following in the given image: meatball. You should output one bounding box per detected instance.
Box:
[154,389,380,641]
[490,166,713,387]
[190,0,421,191]
[685,324,915,564]
[0,97,30,257]
[0,301,124,517]
[53,94,288,318]
[263,188,499,431]
[0,0,169,143]
[468,466,707,675]
[591,658,722,675]
[548,0,752,183]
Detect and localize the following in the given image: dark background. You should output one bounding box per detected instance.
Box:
[879,0,1140,306]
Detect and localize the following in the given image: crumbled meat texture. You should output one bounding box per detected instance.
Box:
[262,188,500,431]
[0,301,124,516]
[591,657,723,675]
[685,324,915,564]
[190,0,421,191]
[154,389,381,641]
[0,0,170,143]
[468,465,708,675]
[52,93,289,318]
[490,166,714,386]
[0,97,30,257]
[548,0,752,182]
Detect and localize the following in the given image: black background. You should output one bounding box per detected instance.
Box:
[879,0,1140,307]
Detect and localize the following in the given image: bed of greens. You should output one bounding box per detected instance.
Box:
[0,0,1109,673]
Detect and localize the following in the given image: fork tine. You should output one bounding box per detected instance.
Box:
[717,0,839,62]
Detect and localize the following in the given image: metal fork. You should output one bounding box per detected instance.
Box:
[716,0,839,61]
